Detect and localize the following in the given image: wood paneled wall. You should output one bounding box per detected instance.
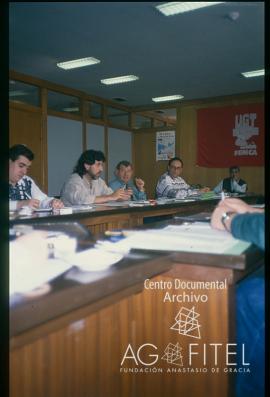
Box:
[134,93,264,198]
[9,104,46,191]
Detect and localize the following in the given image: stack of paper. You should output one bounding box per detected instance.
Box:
[96,223,250,255]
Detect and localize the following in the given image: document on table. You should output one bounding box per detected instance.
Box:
[95,201,131,207]
[71,205,94,211]
[10,258,72,295]
[33,208,53,212]
[156,198,197,204]
[10,244,123,294]
[99,222,250,255]
[174,213,211,222]
[53,205,94,215]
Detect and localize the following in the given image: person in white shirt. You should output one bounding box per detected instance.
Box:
[213,166,247,194]
[60,149,131,205]
[9,144,64,211]
[156,157,209,199]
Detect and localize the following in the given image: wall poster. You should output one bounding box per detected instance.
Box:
[156,130,175,161]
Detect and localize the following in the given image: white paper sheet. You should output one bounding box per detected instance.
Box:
[71,205,94,211]
[10,258,72,295]
[69,248,124,271]
[96,222,250,255]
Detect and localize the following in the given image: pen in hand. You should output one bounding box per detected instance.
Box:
[24,191,40,208]
[221,191,225,201]
[24,191,32,200]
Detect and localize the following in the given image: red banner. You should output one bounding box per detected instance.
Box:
[197,104,264,167]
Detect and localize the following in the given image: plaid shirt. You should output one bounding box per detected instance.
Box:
[9,176,53,211]
[9,177,32,200]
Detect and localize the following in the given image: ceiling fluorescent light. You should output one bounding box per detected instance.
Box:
[156,2,225,16]
[152,95,184,103]
[57,57,100,70]
[62,107,80,112]
[9,90,28,97]
[241,69,264,78]
[101,75,139,85]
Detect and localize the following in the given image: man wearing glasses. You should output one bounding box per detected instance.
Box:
[156,157,209,199]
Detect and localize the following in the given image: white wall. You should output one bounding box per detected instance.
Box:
[107,127,132,182]
[47,116,83,196]
[47,120,132,193]
[86,123,105,180]
[86,123,105,152]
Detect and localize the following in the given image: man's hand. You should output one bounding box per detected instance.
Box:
[111,188,131,201]
[50,198,64,209]
[125,187,133,196]
[210,198,263,232]
[200,187,210,193]
[219,198,263,214]
[135,177,145,192]
[18,199,40,209]
[210,204,236,231]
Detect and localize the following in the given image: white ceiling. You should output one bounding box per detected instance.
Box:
[9,2,264,109]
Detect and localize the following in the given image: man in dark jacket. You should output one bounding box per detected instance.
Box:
[213,166,247,194]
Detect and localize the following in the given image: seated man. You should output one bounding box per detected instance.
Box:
[213,166,247,194]
[109,160,147,201]
[211,198,264,397]
[61,150,131,205]
[156,157,209,199]
[9,144,63,210]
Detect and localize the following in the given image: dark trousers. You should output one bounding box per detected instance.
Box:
[236,267,265,397]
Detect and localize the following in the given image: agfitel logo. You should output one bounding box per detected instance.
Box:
[170,306,201,339]
[120,306,250,370]
[121,306,201,367]
[161,343,183,366]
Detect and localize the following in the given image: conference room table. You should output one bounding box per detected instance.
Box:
[9,193,264,397]
[10,193,263,238]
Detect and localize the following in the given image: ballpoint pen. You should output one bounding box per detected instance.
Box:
[24,191,32,200]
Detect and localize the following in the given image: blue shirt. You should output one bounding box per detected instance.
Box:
[109,178,147,201]
[231,213,265,250]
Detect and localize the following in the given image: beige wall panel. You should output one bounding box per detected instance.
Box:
[134,131,171,199]
[9,107,45,191]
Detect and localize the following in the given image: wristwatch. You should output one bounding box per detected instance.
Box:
[221,211,236,231]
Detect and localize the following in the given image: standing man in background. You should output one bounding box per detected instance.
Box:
[9,144,64,210]
[213,166,247,194]
[109,160,147,201]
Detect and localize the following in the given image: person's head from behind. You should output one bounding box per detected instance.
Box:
[74,150,106,179]
[9,144,34,184]
[167,157,183,179]
[115,160,133,184]
[229,166,240,180]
